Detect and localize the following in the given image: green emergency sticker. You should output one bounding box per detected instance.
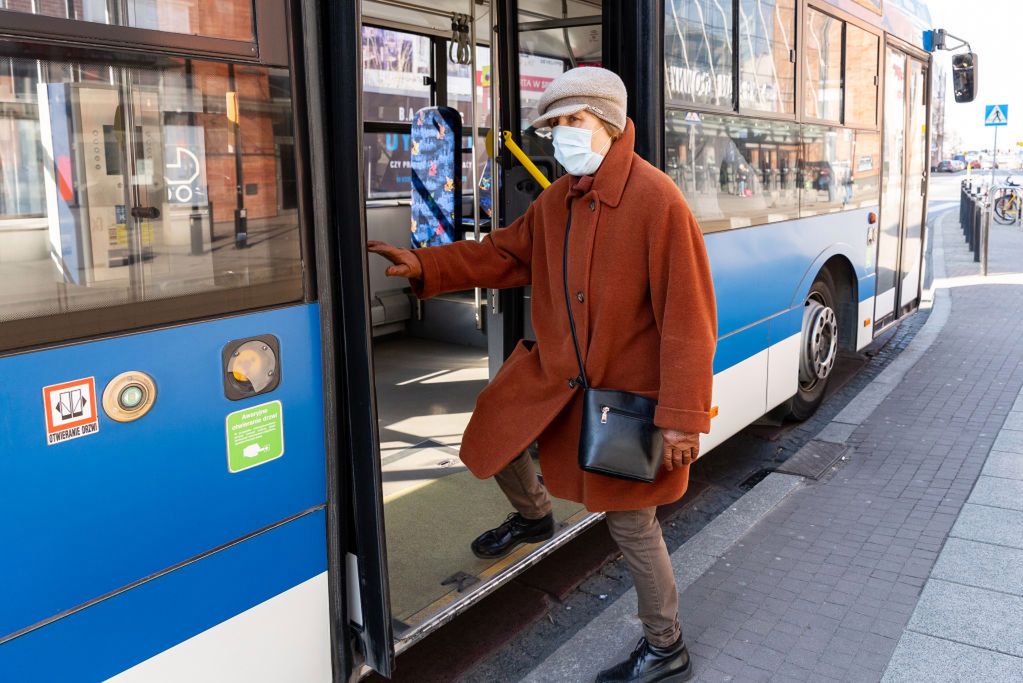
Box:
[226,400,284,473]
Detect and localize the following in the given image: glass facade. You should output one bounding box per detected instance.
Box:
[0,54,301,325]
[1,0,254,41]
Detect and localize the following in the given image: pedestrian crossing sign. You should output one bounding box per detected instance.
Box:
[985,104,1008,126]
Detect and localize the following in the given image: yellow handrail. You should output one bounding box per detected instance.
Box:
[501,130,552,189]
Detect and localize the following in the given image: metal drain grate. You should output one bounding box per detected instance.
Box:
[775,439,849,480]
[738,468,776,491]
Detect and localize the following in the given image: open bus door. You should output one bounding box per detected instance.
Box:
[315,0,645,677]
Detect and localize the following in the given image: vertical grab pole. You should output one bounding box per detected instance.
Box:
[489,7,502,315]
[468,5,484,329]
[982,195,991,276]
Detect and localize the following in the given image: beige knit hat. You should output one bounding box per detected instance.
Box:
[530,66,627,131]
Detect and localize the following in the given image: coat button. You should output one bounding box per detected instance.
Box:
[589,200,596,211]
[576,291,585,302]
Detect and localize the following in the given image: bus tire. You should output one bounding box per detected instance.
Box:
[788,271,839,421]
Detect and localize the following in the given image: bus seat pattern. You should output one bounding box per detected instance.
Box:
[410,106,462,248]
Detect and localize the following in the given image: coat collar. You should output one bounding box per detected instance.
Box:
[565,117,635,209]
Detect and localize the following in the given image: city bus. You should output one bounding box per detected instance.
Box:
[0,0,934,680]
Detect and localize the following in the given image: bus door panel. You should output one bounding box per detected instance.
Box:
[875,47,908,327]
[898,58,928,311]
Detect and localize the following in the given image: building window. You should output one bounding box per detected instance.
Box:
[845,25,879,127]
[803,8,842,122]
[738,0,796,114]
[664,0,735,109]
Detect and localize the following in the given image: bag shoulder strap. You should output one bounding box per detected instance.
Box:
[562,206,589,389]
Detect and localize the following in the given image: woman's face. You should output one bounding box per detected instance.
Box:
[548,109,612,154]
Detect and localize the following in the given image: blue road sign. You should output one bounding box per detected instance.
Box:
[985,104,1008,127]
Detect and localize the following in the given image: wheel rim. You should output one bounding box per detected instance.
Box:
[799,294,838,391]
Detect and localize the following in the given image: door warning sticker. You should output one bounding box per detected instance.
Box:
[43,377,100,445]
[225,400,284,473]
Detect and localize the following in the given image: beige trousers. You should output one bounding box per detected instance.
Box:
[493,451,681,647]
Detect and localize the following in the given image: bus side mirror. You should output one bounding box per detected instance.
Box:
[952,52,978,103]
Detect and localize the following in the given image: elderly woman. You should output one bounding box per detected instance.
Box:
[368,66,717,683]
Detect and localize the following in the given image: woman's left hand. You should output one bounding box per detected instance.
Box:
[661,429,700,471]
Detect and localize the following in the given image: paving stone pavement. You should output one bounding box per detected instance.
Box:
[671,209,1023,682]
[522,206,1023,683]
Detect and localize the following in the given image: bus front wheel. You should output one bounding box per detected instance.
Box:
[789,272,839,421]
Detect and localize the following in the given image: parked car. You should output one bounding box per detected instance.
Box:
[935,160,957,172]
[970,160,982,169]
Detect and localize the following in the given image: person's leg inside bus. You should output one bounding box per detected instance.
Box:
[471,449,554,559]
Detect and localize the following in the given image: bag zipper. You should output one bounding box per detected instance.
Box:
[600,405,649,423]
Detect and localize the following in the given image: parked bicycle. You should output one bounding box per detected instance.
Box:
[992,176,1023,224]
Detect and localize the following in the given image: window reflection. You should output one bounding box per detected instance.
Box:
[1,0,254,41]
[665,112,882,231]
[845,25,879,127]
[804,8,842,122]
[665,0,734,109]
[800,127,881,216]
[738,0,796,114]
[0,55,301,327]
[666,111,800,232]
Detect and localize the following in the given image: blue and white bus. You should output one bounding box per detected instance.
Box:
[0,0,934,680]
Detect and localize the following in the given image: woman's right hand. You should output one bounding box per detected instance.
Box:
[366,240,423,279]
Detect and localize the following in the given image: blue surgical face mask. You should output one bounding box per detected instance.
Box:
[552,125,612,177]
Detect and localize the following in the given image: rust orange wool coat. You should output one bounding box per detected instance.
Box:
[408,118,718,512]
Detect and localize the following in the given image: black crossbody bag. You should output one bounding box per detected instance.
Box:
[562,207,661,483]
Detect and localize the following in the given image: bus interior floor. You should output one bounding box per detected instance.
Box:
[370,334,589,632]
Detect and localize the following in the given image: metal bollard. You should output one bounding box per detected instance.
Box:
[981,199,991,275]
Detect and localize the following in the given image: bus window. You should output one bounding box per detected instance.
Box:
[1,0,254,41]
[665,111,800,232]
[845,25,880,128]
[800,126,857,215]
[516,7,602,199]
[0,55,302,350]
[664,0,735,110]
[803,7,842,122]
[446,43,491,206]
[738,0,796,115]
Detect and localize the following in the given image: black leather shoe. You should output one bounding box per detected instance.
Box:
[595,636,692,683]
[470,511,554,559]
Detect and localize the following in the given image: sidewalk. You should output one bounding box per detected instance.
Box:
[523,207,1023,682]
